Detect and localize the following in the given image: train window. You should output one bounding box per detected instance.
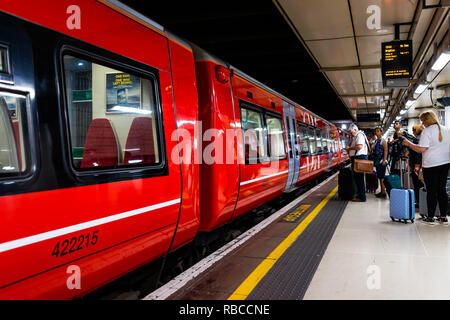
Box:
[339,132,346,150]
[266,115,286,159]
[0,46,10,74]
[0,93,27,174]
[308,127,316,155]
[63,55,161,170]
[299,124,310,156]
[240,106,267,163]
[321,130,329,153]
[316,129,323,153]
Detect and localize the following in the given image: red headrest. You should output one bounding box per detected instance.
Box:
[81,118,118,168]
[123,117,156,166]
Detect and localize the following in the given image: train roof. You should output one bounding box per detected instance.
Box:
[99,0,193,53]
[103,0,338,130]
[189,43,335,128]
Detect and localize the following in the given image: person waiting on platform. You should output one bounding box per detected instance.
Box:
[408,124,425,208]
[390,121,404,175]
[373,127,388,199]
[346,124,370,202]
[402,111,450,225]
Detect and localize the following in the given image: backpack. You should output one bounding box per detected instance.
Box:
[374,139,385,159]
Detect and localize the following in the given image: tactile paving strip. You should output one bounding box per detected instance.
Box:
[247,195,348,300]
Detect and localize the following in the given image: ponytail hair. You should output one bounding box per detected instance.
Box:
[420,111,443,142]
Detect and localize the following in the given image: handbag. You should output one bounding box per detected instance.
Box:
[354,159,374,173]
[353,132,374,173]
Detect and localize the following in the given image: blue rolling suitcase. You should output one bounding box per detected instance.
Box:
[390,189,415,224]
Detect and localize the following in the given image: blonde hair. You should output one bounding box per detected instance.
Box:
[420,111,443,142]
[412,124,424,136]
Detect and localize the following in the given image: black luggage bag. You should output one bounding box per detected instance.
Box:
[338,168,355,200]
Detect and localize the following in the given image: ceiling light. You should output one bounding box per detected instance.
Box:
[415,83,430,95]
[400,109,407,115]
[396,116,402,120]
[405,99,416,108]
[111,106,152,115]
[431,52,450,71]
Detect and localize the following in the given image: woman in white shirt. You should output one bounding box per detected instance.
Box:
[402,111,450,225]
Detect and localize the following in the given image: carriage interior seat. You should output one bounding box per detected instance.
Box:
[123,117,156,166]
[81,118,119,168]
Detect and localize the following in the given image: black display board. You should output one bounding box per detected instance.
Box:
[357,113,381,123]
[381,40,412,88]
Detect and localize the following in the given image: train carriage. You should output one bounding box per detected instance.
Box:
[0,0,200,299]
[0,0,350,299]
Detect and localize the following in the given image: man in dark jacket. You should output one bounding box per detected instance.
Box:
[391,121,415,175]
[390,121,403,175]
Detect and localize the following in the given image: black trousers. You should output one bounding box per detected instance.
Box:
[422,163,450,218]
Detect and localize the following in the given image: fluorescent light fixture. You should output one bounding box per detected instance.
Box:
[431,52,450,71]
[400,110,407,115]
[111,106,152,115]
[415,83,430,95]
[396,116,402,120]
[405,100,416,108]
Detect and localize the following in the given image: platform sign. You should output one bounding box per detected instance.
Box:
[381,40,412,88]
[283,205,311,223]
[357,113,381,123]
[401,118,408,127]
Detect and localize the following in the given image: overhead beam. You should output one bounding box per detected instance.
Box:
[350,106,386,111]
[319,65,380,72]
[340,92,391,98]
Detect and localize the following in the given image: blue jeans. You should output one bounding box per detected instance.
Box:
[352,155,368,201]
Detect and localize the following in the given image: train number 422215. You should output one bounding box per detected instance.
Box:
[52,231,99,258]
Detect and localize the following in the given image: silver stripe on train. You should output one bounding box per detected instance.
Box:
[0,198,181,254]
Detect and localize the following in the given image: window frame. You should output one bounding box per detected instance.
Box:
[0,89,34,181]
[0,44,11,75]
[298,122,311,157]
[265,112,287,161]
[58,45,168,182]
[239,100,287,165]
[307,125,317,155]
[315,128,324,154]
[321,129,329,154]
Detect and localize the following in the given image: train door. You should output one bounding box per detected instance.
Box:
[283,102,300,192]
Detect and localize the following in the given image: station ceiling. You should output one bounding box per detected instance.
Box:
[120,0,354,121]
[120,1,449,131]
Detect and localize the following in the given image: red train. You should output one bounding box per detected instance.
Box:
[0,0,351,299]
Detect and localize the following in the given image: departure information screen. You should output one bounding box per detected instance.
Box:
[381,40,412,80]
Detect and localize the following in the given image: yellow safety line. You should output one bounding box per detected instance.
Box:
[227,185,339,300]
